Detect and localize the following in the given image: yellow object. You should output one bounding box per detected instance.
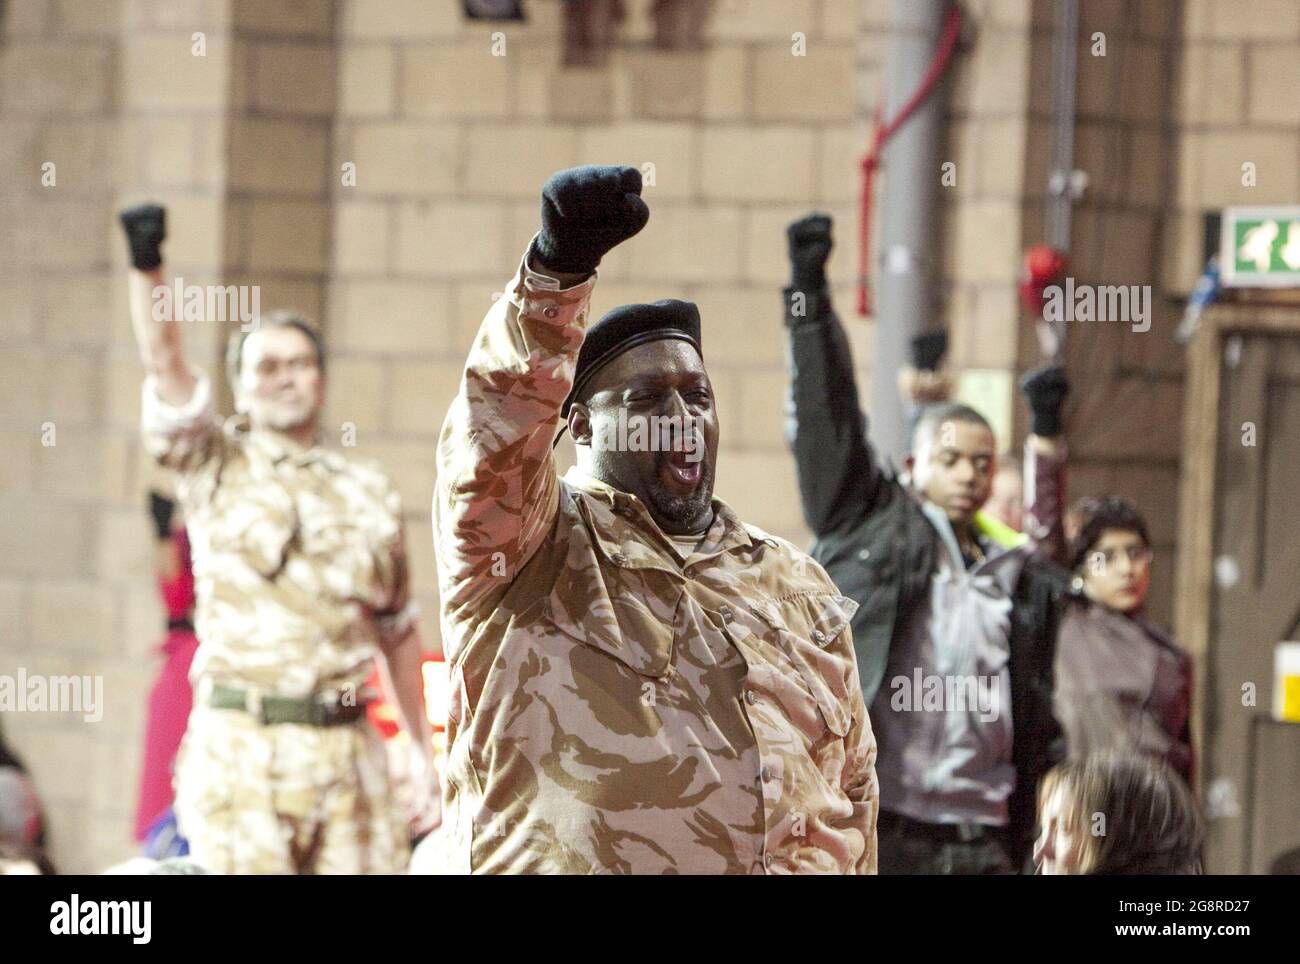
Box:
[1274,643,1300,722]
[974,509,1029,550]
[1282,677,1300,722]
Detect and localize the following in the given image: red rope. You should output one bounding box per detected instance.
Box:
[857,5,962,317]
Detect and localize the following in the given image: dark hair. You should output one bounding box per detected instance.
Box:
[912,402,992,446]
[1068,496,1150,571]
[225,311,325,395]
[1039,753,1203,875]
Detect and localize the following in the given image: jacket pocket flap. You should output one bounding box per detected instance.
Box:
[544,565,680,679]
[753,592,859,736]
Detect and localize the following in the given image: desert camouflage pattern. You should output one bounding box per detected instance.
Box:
[141,372,418,698]
[433,238,878,874]
[173,702,408,874]
[141,367,416,873]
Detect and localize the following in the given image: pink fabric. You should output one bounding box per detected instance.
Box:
[161,528,196,619]
[134,529,199,840]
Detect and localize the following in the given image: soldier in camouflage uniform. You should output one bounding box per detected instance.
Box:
[434,165,878,873]
[119,204,440,874]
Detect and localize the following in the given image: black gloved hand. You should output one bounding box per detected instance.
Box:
[119,203,167,271]
[910,330,948,371]
[149,491,176,540]
[532,165,650,276]
[1020,364,1070,437]
[786,213,833,293]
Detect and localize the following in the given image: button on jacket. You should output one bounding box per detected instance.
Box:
[433,239,878,874]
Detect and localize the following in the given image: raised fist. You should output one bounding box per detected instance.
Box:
[532,165,650,276]
[786,213,833,293]
[119,203,167,271]
[1020,364,1070,437]
[909,330,948,372]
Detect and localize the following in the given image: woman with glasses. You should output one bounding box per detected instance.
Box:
[1052,497,1194,783]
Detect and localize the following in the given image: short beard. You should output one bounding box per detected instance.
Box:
[644,461,715,532]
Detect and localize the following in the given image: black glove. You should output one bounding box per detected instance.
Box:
[1020,364,1070,437]
[149,491,176,540]
[531,165,649,276]
[909,330,948,371]
[786,213,832,293]
[119,203,167,271]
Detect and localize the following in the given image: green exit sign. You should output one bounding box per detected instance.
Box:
[1221,206,1300,287]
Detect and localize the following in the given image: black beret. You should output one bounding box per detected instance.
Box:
[560,299,702,420]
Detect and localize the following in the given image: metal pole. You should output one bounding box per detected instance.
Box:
[1046,0,1079,253]
[1043,0,1079,365]
[870,0,948,466]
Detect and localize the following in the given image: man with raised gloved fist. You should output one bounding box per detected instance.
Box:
[119,203,439,874]
[781,212,1070,874]
[434,166,878,874]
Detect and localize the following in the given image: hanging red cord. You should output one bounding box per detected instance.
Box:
[857,5,963,317]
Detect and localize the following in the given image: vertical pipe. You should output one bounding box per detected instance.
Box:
[869,0,948,466]
[1047,0,1079,252]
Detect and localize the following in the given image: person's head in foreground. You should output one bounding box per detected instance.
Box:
[563,300,718,536]
[225,310,326,436]
[1068,496,1151,614]
[1034,753,1202,875]
[907,403,997,528]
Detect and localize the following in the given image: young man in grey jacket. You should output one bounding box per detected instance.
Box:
[781,213,1071,873]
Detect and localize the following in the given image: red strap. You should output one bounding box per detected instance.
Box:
[857,5,963,316]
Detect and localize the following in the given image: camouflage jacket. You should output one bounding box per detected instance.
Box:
[141,371,418,699]
[433,240,878,874]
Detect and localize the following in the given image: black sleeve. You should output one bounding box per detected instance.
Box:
[782,286,887,537]
[1040,565,1073,767]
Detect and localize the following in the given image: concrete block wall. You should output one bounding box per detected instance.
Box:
[935,0,1034,377]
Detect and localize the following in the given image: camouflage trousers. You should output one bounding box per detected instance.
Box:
[173,703,409,874]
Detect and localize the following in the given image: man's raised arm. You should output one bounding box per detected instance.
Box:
[433,165,649,627]
[122,205,196,407]
[782,214,887,537]
[121,204,225,479]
